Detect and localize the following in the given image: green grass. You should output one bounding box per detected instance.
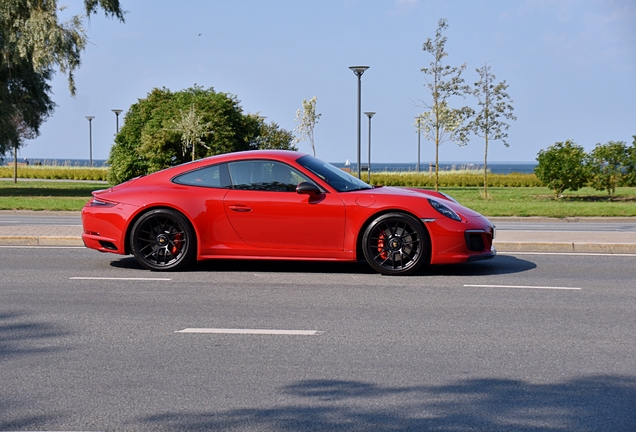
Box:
[0,180,106,211]
[441,187,636,217]
[1,179,635,217]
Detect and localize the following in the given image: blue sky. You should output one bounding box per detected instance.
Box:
[18,0,636,164]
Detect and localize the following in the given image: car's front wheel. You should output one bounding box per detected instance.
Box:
[130,209,196,271]
[362,212,429,275]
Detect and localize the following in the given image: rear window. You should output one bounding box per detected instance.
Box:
[173,164,231,188]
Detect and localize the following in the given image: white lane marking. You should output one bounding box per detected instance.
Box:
[499,251,636,257]
[70,277,172,281]
[464,284,581,290]
[176,328,323,335]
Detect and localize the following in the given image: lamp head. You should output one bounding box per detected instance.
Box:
[349,66,369,77]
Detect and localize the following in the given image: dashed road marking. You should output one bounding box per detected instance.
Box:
[70,277,172,281]
[176,328,323,335]
[464,284,581,290]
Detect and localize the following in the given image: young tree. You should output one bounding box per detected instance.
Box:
[0,0,125,156]
[588,141,630,198]
[535,140,589,199]
[294,96,321,156]
[170,104,214,161]
[468,63,516,199]
[419,18,472,191]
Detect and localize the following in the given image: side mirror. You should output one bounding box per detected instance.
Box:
[296,181,322,197]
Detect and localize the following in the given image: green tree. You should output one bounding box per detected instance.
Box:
[107,86,296,184]
[588,140,630,198]
[294,96,321,156]
[0,57,54,169]
[255,119,297,151]
[468,63,516,199]
[0,0,124,156]
[535,140,589,199]
[419,18,472,191]
[626,135,636,187]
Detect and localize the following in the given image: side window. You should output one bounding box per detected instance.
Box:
[228,160,313,192]
[173,164,231,188]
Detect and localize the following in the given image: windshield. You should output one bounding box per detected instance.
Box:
[297,155,373,192]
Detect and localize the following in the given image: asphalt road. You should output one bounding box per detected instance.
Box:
[2,212,636,233]
[1,247,635,431]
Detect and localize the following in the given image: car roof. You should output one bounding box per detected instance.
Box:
[199,150,308,165]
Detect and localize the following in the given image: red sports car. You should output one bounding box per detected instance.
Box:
[82,150,495,275]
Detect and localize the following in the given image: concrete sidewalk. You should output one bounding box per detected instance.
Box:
[1,213,636,253]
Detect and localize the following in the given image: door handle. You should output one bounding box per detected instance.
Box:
[228,205,252,212]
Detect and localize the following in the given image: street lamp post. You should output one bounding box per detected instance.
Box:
[364,112,375,183]
[415,116,421,172]
[85,116,95,166]
[112,109,123,133]
[349,66,369,179]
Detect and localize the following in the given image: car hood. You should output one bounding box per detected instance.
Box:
[352,186,484,219]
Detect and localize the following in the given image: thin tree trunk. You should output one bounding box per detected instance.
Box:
[13,145,17,183]
[435,125,440,192]
[483,135,489,199]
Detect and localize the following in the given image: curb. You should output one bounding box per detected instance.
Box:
[494,241,636,254]
[0,236,84,246]
[1,236,635,254]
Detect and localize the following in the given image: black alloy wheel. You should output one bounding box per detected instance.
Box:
[130,209,196,271]
[362,212,429,275]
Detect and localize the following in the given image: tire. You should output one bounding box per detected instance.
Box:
[362,212,429,275]
[130,209,196,271]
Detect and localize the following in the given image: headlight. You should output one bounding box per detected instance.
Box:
[428,199,461,221]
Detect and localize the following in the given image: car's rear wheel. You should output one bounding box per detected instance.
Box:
[362,212,429,275]
[130,209,196,271]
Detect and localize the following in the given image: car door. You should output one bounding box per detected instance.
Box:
[223,160,346,250]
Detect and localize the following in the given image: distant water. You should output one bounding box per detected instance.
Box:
[4,158,536,174]
[4,158,109,167]
[332,162,537,174]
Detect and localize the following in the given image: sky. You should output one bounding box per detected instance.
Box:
[16,0,636,165]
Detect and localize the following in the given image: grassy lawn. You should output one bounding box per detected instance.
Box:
[442,187,636,217]
[1,179,635,217]
[0,180,106,211]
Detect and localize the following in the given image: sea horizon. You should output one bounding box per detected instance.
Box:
[4,158,538,174]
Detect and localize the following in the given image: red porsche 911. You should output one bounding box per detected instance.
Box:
[82,150,495,275]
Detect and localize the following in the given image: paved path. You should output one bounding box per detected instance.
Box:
[1,211,636,253]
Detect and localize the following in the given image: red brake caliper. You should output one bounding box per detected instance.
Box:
[171,233,183,255]
[378,232,388,260]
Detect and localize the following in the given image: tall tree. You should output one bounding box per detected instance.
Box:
[294,96,321,156]
[468,63,516,199]
[0,0,125,156]
[254,119,297,151]
[419,18,472,191]
[9,113,38,182]
[107,86,297,184]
